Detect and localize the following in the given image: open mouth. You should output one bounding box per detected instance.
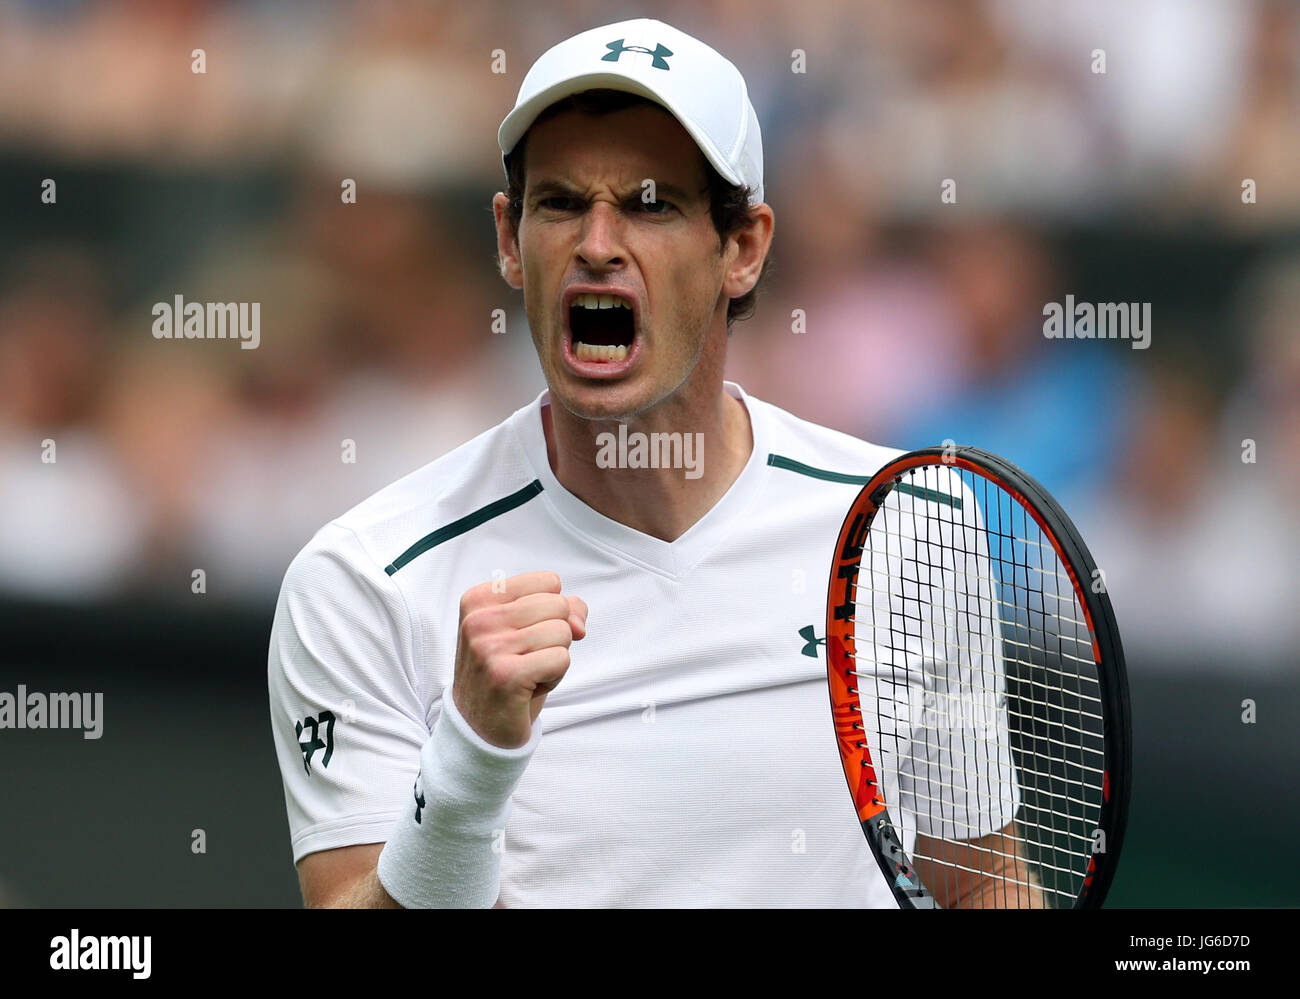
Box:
[568,293,636,363]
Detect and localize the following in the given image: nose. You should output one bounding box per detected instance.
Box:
[575,201,625,271]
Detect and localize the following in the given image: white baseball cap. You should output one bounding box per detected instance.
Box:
[498,18,764,206]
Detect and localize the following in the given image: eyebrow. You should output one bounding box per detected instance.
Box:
[528,178,707,204]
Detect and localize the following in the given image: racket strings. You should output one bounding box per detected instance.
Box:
[845,640,1103,709]
[902,783,1103,834]
[850,465,1104,908]
[847,582,1095,656]
[897,820,1083,880]
[844,636,1105,747]
[846,529,1095,633]
[908,855,1075,903]
[864,723,1105,790]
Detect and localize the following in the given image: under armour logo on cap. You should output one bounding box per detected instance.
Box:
[602,39,673,70]
[498,18,765,206]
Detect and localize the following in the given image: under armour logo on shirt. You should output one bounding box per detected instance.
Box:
[798,624,826,658]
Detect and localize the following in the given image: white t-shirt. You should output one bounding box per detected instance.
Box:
[268,381,1013,907]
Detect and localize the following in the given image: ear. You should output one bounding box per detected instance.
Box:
[720,203,774,300]
[492,192,524,290]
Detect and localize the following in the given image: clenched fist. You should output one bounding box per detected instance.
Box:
[451,571,588,749]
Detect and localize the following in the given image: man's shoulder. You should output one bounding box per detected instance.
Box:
[746,391,905,482]
[290,398,541,582]
[747,392,978,525]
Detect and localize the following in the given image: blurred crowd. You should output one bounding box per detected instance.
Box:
[0,0,1297,672]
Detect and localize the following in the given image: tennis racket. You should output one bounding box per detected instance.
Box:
[826,445,1130,908]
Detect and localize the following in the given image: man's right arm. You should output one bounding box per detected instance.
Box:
[297,843,400,909]
[370,572,587,908]
[268,522,426,908]
[272,552,587,910]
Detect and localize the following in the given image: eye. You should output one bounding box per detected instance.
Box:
[539,196,581,212]
[638,197,675,215]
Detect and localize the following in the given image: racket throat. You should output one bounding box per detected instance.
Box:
[864,813,939,909]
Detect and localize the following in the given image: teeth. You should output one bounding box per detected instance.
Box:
[574,341,630,363]
[572,293,631,311]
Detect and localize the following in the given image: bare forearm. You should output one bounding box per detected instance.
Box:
[311,868,403,909]
[914,821,1048,909]
[957,848,1046,909]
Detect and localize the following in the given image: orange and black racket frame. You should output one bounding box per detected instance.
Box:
[826,446,1132,909]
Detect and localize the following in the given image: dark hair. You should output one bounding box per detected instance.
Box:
[501,89,771,329]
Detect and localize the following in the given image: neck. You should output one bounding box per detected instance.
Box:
[541,383,754,543]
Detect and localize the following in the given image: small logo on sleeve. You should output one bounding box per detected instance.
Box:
[412,774,426,824]
[295,711,335,775]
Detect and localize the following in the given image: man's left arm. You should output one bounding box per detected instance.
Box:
[913,820,1046,908]
[907,470,1045,909]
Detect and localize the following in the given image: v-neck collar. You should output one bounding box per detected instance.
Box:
[509,381,768,578]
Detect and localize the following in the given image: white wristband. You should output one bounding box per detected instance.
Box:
[376,696,541,908]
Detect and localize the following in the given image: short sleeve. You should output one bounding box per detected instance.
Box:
[895,471,1019,841]
[268,521,432,864]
